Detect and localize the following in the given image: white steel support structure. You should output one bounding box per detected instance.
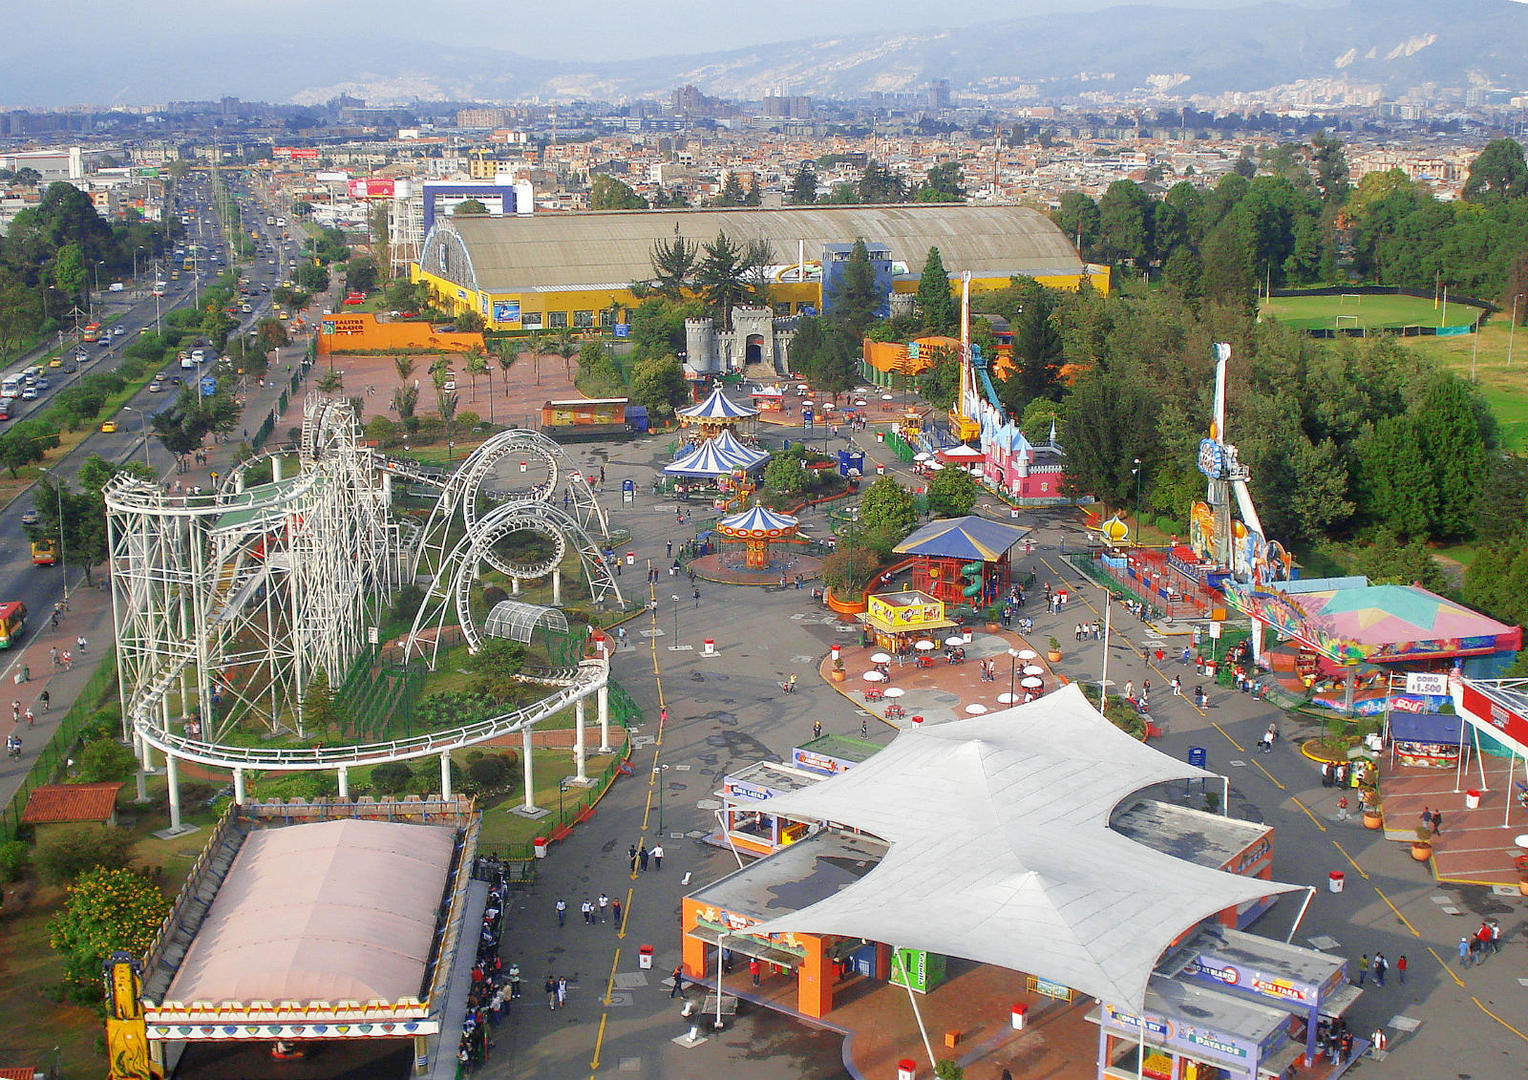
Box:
[107,397,394,746]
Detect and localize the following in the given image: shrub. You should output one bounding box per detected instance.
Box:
[34,825,135,886]
[369,760,413,795]
[73,738,139,784]
[466,755,509,790]
[0,838,30,882]
[49,868,168,1004]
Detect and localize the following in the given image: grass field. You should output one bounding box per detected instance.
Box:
[1403,317,1528,449]
[1260,292,1480,331]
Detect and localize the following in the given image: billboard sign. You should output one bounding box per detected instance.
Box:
[274,147,319,160]
[491,300,521,325]
[347,178,396,199]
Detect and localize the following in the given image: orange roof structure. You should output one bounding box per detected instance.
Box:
[0,1067,37,1080]
[20,782,122,825]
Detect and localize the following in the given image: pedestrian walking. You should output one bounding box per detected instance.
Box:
[557,976,567,1008]
[693,587,701,608]
[1124,681,1134,702]
[1490,919,1502,954]
[749,958,762,987]
[651,843,664,871]
[1321,762,1333,787]
[861,718,869,738]
[670,965,685,998]
[1372,953,1386,987]
[629,844,638,873]
[1356,954,1368,986]
[509,963,521,998]
[1194,686,1207,709]
[638,843,649,872]
[597,892,609,922]
[1170,676,1181,697]
[75,635,87,651]
[8,701,16,722]
[813,720,822,739]
[666,540,673,557]
[48,647,57,669]
[1154,647,1165,665]
[1396,955,1406,984]
[22,708,32,728]
[580,899,594,925]
[1458,937,1472,967]
[1336,795,1349,821]
[546,975,558,1010]
[1431,809,1443,835]
[37,690,48,712]
[555,898,567,927]
[611,897,622,928]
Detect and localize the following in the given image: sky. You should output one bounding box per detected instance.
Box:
[16,0,1337,63]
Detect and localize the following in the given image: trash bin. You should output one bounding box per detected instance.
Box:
[1011,1003,1029,1030]
[638,945,653,970]
[897,1060,917,1080]
[533,837,548,859]
[1328,871,1344,893]
[1465,789,1481,810]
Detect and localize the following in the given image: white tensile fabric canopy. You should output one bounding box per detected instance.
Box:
[748,683,1299,1012]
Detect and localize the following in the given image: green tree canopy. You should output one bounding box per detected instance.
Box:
[627,352,689,420]
[1463,138,1528,204]
[860,475,918,540]
[787,163,818,205]
[828,238,881,337]
[590,174,647,210]
[914,247,957,335]
[925,463,980,517]
[49,867,168,1003]
[452,198,489,216]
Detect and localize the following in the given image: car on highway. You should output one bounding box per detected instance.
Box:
[114,326,125,336]
[149,379,164,393]
[73,348,88,361]
[20,509,37,526]
[20,386,37,400]
[99,420,117,433]
[48,357,62,368]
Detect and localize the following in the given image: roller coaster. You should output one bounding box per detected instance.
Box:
[105,395,628,830]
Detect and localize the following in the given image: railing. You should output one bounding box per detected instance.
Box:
[0,646,120,840]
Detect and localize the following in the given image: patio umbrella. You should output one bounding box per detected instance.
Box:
[863,670,886,682]
[1023,665,1045,676]
[965,703,988,714]
[1021,676,1044,689]
[855,399,868,407]
[944,636,965,646]
[913,452,931,462]
[883,687,905,699]
[881,394,894,400]
[915,640,937,651]
[997,693,1018,704]
[1016,649,1038,660]
[870,652,892,664]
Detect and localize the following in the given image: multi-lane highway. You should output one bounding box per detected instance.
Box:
[0,173,304,659]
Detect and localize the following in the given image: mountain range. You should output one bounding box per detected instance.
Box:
[5,0,1528,108]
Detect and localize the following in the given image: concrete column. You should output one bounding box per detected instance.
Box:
[521,727,537,812]
[597,683,612,753]
[272,455,285,482]
[235,471,245,495]
[511,577,521,596]
[166,752,182,832]
[552,569,562,606]
[574,697,587,783]
[440,752,452,799]
[233,767,246,805]
[413,1034,429,1076]
[139,735,157,774]
[381,471,393,501]
[338,766,349,798]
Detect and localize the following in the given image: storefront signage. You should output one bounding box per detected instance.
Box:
[1033,977,1072,1000]
[727,779,772,801]
[1404,672,1449,696]
[1458,682,1528,755]
[792,749,849,776]
[1103,1005,1171,1040]
[1104,1004,1265,1065]
[1190,958,1241,987]
[1189,954,1316,1006]
[1389,693,1449,714]
[1225,836,1272,877]
[1183,1027,1248,1058]
[1249,977,1307,1004]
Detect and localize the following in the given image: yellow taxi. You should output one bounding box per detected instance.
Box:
[278,311,289,321]
[47,357,63,367]
[100,420,118,433]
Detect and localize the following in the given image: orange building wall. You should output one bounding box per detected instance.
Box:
[316,312,485,356]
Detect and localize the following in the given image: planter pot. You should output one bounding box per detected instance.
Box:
[986,622,1002,634]
[1519,877,1528,897]
[1046,650,1063,664]
[1362,811,1383,831]
[829,669,847,683]
[1410,843,1433,862]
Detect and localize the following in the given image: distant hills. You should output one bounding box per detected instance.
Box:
[5,0,1528,108]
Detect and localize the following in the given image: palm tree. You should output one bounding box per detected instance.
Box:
[464,347,489,403]
[393,355,416,382]
[552,328,578,380]
[492,338,519,395]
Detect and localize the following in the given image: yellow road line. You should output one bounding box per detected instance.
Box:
[1330,840,1369,879]
[617,886,633,938]
[589,1012,609,1071]
[1429,946,1466,988]
[1211,721,1245,752]
[1289,796,1328,833]
[603,946,622,1006]
[1373,886,1420,937]
[1250,758,1286,791]
[1474,996,1528,1042]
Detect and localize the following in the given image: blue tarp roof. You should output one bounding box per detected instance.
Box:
[1388,713,1463,746]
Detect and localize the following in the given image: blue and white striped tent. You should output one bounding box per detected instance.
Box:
[678,387,759,421]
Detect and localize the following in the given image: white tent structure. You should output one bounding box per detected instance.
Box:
[679,387,759,422]
[748,684,1299,1012]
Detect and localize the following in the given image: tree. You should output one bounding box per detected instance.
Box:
[53,241,86,301]
[467,639,527,703]
[369,760,413,795]
[712,173,747,207]
[1411,375,1488,539]
[828,238,881,336]
[1199,219,1255,310]
[916,162,965,203]
[392,384,419,428]
[344,255,379,294]
[49,867,167,1003]
[1053,192,1100,257]
[763,452,808,496]
[302,669,344,732]
[453,198,490,216]
[316,368,344,394]
[914,247,957,335]
[694,230,770,326]
[1001,280,1064,409]
[463,346,490,403]
[648,234,698,299]
[925,464,980,517]
[1309,130,1350,205]
[858,161,906,203]
[73,737,140,784]
[627,353,689,420]
[860,475,918,540]
[590,174,647,210]
[491,338,519,392]
[1058,366,1159,513]
[1095,181,1154,269]
[1462,138,1528,204]
[295,260,329,293]
[787,163,818,205]
[35,825,135,886]
[0,418,59,476]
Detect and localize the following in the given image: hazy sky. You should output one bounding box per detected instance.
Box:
[19,0,1337,61]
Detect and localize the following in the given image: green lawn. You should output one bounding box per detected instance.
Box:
[1400,318,1528,450]
[1260,292,1479,331]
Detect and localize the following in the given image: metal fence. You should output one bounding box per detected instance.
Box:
[0,646,119,841]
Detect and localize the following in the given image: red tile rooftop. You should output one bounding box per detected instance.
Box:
[20,781,122,825]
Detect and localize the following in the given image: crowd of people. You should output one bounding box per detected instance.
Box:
[457,856,517,1073]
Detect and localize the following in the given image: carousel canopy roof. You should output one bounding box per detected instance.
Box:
[709,427,769,469]
[746,684,1301,1013]
[718,504,799,537]
[894,515,1031,562]
[679,387,759,421]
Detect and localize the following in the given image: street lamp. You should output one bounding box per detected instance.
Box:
[134,246,146,281]
[653,763,670,832]
[1511,293,1524,367]
[671,594,681,646]
[1131,458,1142,543]
[1008,647,1019,705]
[38,467,67,602]
[122,406,152,469]
[557,776,571,825]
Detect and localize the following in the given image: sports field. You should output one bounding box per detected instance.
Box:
[1259,292,1480,332]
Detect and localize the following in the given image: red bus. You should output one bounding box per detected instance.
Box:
[81,322,102,344]
[0,602,27,649]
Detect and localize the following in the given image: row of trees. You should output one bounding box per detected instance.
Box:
[786,160,966,206]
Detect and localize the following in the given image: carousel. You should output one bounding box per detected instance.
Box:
[677,386,759,441]
[689,503,825,585]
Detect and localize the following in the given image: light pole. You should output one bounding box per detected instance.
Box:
[557,776,571,825]
[1131,458,1142,543]
[134,246,145,281]
[671,594,681,646]
[653,763,669,831]
[1098,585,1112,710]
[1008,647,1019,705]
[1511,293,1523,367]
[122,406,152,469]
[38,467,67,602]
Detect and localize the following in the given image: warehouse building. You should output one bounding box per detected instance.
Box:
[412,204,1106,333]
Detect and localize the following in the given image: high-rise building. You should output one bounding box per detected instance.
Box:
[928,79,951,110]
